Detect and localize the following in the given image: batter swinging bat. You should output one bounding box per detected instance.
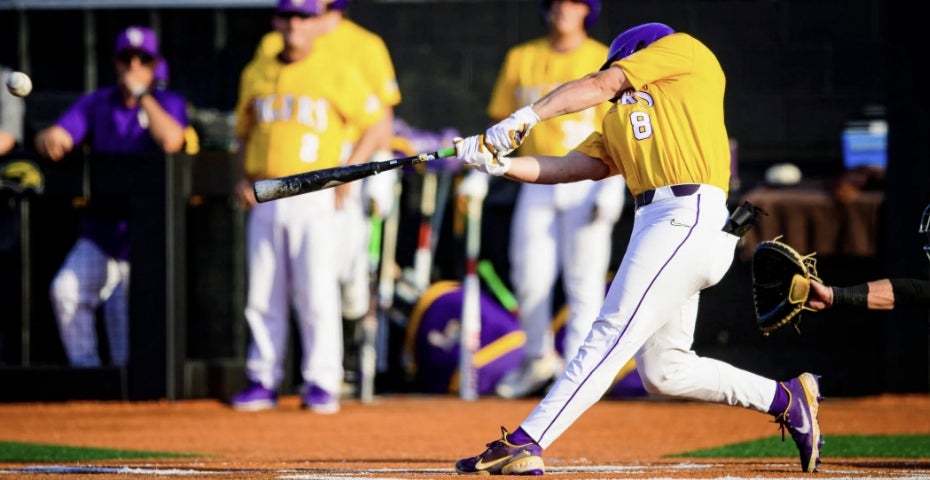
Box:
[253,147,458,203]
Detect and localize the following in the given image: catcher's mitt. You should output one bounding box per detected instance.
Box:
[751,237,820,335]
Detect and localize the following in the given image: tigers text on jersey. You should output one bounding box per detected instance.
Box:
[487,37,609,156]
[235,48,384,179]
[574,32,731,196]
[253,19,400,144]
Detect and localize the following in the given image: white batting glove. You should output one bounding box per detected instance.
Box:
[485,106,540,156]
[456,169,489,200]
[454,135,511,176]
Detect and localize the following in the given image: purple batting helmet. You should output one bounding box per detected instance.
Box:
[405,281,524,396]
[328,0,350,10]
[541,0,601,31]
[600,22,675,70]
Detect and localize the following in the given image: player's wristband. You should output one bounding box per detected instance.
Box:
[831,284,868,308]
[132,87,150,102]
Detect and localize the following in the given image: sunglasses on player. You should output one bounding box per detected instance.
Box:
[116,50,155,65]
[274,11,317,20]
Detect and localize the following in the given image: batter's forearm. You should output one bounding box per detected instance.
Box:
[505,151,610,185]
[531,69,627,121]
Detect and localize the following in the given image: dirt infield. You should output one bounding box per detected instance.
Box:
[1,393,929,479]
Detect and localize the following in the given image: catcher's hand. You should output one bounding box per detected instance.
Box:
[751,236,820,335]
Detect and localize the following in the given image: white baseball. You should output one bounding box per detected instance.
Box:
[6,71,32,98]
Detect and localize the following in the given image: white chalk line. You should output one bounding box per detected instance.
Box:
[1,463,928,479]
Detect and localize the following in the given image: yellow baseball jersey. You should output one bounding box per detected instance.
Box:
[487,37,609,156]
[574,33,731,196]
[253,19,401,143]
[235,50,384,179]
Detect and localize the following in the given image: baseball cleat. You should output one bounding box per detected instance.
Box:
[774,372,824,473]
[455,426,544,475]
[229,381,278,411]
[301,383,340,414]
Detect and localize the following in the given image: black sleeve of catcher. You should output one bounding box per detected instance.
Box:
[889,278,930,308]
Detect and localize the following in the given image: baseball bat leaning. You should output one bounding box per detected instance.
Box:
[253,147,458,203]
[359,211,382,404]
[412,171,438,293]
[459,194,483,401]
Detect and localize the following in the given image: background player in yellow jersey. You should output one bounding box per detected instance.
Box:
[454,23,824,474]
[252,0,401,394]
[459,0,625,400]
[229,0,385,414]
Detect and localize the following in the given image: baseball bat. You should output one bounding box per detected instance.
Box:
[359,211,382,404]
[412,171,438,292]
[253,146,457,203]
[477,259,518,315]
[459,194,483,401]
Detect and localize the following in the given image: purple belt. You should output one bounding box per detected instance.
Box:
[634,184,701,209]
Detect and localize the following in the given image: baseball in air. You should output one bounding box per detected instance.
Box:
[6,71,32,98]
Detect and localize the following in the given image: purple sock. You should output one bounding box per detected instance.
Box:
[767,381,789,415]
[508,427,536,445]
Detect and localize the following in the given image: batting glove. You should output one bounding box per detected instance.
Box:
[485,106,540,155]
[454,135,511,176]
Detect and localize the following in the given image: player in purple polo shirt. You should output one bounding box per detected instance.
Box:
[34,25,188,367]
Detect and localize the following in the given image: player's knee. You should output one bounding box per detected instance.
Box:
[50,270,81,318]
[637,350,695,396]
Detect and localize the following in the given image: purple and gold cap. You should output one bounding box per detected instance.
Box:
[276,0,323,16]
[114,26,159,57]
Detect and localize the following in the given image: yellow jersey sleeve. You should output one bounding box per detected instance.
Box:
[333,20,401,108]
[487,37,609,156]
[253,31,284,62]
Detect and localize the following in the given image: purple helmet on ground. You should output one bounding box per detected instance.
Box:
[599,22,675,71]
[541,0,601,31]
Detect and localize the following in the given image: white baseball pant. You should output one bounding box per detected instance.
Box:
[243,189,343,396]
[519,185,778,448]
[509,176,625,362]
[50,238,130,367]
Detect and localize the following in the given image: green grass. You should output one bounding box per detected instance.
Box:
[672,434,930,459]
[0,441,202,462]
[4,436,928,463]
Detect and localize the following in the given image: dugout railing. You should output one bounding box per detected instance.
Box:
[0,151,205,401]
